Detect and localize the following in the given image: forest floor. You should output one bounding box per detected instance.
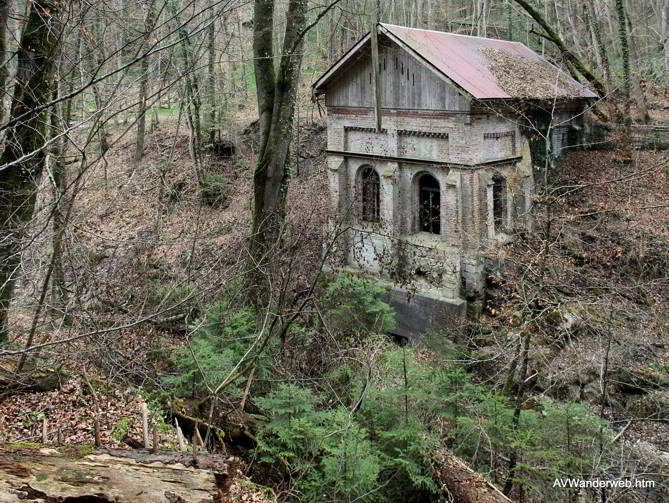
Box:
[0,89,327,501]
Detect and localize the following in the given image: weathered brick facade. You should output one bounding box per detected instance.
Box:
[326,108,532,317]
[314,25,593,336]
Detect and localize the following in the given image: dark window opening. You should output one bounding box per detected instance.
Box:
[361,166,380,223]
[492,174,506,230]
[419,174,440,234]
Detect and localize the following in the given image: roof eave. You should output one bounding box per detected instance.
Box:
[477,94,597,101]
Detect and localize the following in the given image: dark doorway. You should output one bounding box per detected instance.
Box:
[419,174,440,234]
[492,174,506,230]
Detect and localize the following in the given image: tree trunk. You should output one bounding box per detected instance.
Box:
[503,332,531,497]
[434,447,513,503]
[50,78,73,316]
[90,19,110,156]
[0,0,8,125]
[0,446,238,502]
[0,1,61,343]
[663,0,669,75]
[249,0,307,301]
[615,0,631,126]
[0,361,67,396]
[627,19,650,124]
[584,2,610,87]
[170,1,204,182]
[134,0,158,165]
[207,1,217,145]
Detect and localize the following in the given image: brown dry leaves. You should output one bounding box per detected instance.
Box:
[481,46,582,99]
[0,378,168,448]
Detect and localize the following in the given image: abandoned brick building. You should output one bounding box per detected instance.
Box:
[312,24,596,336]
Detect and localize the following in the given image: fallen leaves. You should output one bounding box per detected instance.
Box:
[481,46,584,99]
[0,378,164,449]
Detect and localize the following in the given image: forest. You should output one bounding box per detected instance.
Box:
[0,0,668,502]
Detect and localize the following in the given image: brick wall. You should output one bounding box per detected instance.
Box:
[326,107,533,301]
[327,108,521,165]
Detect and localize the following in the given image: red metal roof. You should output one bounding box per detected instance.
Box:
[380,24,596,99]
[313,24,597,100]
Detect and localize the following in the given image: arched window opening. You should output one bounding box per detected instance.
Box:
[492,174,506,230]
[360,166,380,223]
[418,174,440,234]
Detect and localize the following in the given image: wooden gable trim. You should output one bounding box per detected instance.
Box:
[312,32,372,96]
[483,131,514,139]
[344,126,388,133]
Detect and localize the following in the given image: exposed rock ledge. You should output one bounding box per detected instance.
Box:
[0,446,274,503]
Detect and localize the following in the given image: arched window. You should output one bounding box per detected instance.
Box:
[360,166,380,223]
[492,174,506,230]
[418,173,440,234]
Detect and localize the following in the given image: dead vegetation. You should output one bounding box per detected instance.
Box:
[481,47,583,99]
[479,146,669,448]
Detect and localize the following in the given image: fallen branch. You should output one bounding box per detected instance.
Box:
[0,363,67,397]
[433,447,514,503]
[0,445,263,503]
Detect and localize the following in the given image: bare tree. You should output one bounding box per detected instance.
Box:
[0,0,62,342]
[511,0,607,100]
[664,0,669,75]
[0,0,8,125]
[134,0,159,165]
[249,0,308,298]
[615,0,631,125]
[206,0,217,145]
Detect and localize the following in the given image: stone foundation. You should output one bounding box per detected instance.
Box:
[385,287,466,338]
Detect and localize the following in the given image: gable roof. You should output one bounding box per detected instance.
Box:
[313,23,597,101]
